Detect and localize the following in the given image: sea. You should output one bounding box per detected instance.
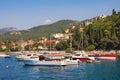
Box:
[0,55,120,80]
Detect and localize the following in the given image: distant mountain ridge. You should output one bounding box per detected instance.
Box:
[0,20,78,40]
[20,20,78,39]
[0,27,18,34]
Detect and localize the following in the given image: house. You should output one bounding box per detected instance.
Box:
[52,33,69,40]
[99,15,107,19]
[0,43,7,50]
[10,31,21,35]
[65,29,69,33]
[117,10,120,14]
[39,37,48,44]
[84,20,92,26]
[27,40,34,45]
[52,33,64,39]
[16,40,27,50]
[45,40,59,47]
[91,15,108,22]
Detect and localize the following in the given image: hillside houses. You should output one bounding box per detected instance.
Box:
[0,43,7,50]
[117,10,120,14]
[84,20,92,26]
[83,14,108,26]
[45,40,59,50]
[10,31,21,35]
[0,32,71,51]
[92,15,108,21]
[52,33,69,40]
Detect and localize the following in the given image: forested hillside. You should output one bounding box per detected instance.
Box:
[57,10,120,51]
[0,20,77,40]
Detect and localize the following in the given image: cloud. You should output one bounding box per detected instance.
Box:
[44,19,52,24]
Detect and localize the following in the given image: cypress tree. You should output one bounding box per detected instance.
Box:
[99,28,103,39]
[112,9,116,15]
[112,26,116,37]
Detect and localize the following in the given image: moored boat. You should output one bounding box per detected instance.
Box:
[72,51,95,62]
[42,53,80,65]
[66,59,80,65]
[91,54,118,60]
[15,51,38,61]
[88,50,118,60]
[0,54,10,58]
[65,56,80,65]
[23,55,67,66]
[15,54,26,60]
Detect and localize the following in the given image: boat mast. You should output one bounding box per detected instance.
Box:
[70,34,72,52]
[49,34,51,54]
[79,26,84,51]
[82,29,83,51]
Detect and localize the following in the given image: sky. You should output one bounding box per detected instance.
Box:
[0,0,120,30]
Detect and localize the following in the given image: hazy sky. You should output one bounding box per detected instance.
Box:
[0,0,120,30]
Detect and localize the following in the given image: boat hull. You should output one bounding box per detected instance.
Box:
[91,54,118,60]
[95,57,117,60]
[72,51,95,62]
[95,56,117,60]
[72,57,93,62]
[24,60,67,66]
[0,54,10,58]
[15,55,26,61]
[66,59,80,65]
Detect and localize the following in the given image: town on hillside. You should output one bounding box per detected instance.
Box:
[0,9,120,54]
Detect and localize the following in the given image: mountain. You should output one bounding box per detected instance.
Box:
[21,20,78,40]
[0,27,18,34]
[0,20,78,40]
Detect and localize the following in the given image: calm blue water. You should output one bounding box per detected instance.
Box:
[0,55,120,80]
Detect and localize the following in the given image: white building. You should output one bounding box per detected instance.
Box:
[52,33,69,40]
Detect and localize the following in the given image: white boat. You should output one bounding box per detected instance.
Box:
[66,59,80,65]
[0,54,10,58]
[65,56,80,65]
[23,55,67,66]
[72,51,95,62]
[15,52,37,61]
[42,53,80,65]
[15,54,27,60]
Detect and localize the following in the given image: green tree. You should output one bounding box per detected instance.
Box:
[85,45,95,51]
[112,9,116,15]
[104,30,110,38]
[72,28,81,50]
[99,38,110,50]
[55,41,68,50]
[111,35,119,49]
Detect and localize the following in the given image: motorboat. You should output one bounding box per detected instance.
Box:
[72,51,95,62]
[0,54,10,58]
[23,55,67,66]
[65,56,80,65]
[89,54,118,60]
[42,53,80,65]
[15,52,37,61]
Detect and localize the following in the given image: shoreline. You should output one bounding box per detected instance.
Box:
[0,50,120,55]
[0,52,21,55]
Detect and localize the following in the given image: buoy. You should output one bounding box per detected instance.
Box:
[6,65,9,69]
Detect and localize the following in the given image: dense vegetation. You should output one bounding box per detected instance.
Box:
[55,9,120,51]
